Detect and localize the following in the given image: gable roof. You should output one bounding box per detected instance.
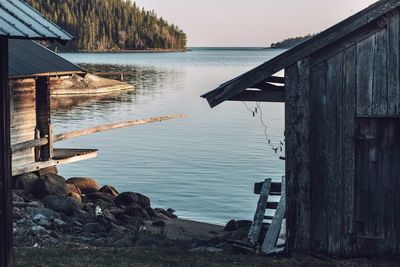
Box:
[9,40,85,78]
[202,0,399,108]
[0,0,72,42]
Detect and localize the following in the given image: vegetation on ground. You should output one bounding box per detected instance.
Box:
[269,34,316,49]
[27,0,187,51]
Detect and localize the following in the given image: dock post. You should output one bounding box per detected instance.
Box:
[0,37,13,267]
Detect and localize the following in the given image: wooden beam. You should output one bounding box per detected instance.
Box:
[0,37,13,267]
[252,82,284,91]
[36,76,53,161]
[53,114,187,143]
[11,138,48,154]
[265,76,285,84]
[229,90,285,103]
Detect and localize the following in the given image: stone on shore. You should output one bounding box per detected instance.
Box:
[13,173,39,192]
[42,195,81,216]
[114,192,150,208]
[66,177,100,194]
[125,204,150,220]
[224,220,239,231]
[83,223,106,234]
[33,173,69,199]
[154,208,177,219]
[67,192,82,204]
[99,185,119,197]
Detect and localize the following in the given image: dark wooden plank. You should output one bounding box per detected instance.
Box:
[229,90,285,103]
[387,9,400,116]
[311,22,384,67]
[262,177,286,254]
[36,76,53,160]
[0,37,13,267]
[265,76,285,84]
[356,35,375,116]
[254,181,281,195]
[325,52,343,255]
[248,179,272,244]
[341,45,356,257]
[310,62,327,253]
[285,58,311,253]
[203,0,400,107]
[372,29,388,115]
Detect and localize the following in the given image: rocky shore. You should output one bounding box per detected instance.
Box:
[12,167,253,253]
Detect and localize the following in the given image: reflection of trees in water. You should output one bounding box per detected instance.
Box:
[51,64,184,124]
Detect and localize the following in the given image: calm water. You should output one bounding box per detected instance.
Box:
[56,48,286,225]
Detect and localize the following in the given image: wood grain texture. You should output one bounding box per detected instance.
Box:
[285,58,311,253]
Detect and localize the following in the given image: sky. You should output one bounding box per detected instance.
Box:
[133,0,378,47]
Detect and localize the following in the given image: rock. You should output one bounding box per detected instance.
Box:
[237,220,252,229]
[42,195,81,216]
[102,209,117,223]
[66,177,100,194]
[33,173,68,199]
[12,192,25,203]
[98,185,119,197]
[53,218,67,227]
[33,214,51,228]
[85,193,116,210]
[67,192,82,204]
[114,192,150,208]
[13,173,39,192]
[25,207,61,220]
[154,208,177,219]
[167,208,176,214]
[113,238,131,247]
[83,223,106,234]
[31,225,48,235]
[144,207,158,218]
[155,212,171,221]
[90,237,113,247]
[152,220,166,227]
[35,166,58,176]
[125,204,150,220]
[85,192,115,202]
[66,183,81,195]
[224,220,239,231]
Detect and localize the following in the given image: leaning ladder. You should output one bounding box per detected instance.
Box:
[248,176,286,255]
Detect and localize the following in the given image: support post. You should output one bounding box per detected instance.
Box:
[0,37,13,267]
[36,77,53,161]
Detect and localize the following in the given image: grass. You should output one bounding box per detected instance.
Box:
[15,247,286,267]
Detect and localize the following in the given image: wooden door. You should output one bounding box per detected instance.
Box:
[355,118,400,254]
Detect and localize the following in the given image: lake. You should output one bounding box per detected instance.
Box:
[56,48,286,225]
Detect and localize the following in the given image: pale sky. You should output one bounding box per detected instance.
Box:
[133,0,378,47]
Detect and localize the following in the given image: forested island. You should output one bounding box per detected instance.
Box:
[27,0,187,52]
[269,34,315,49]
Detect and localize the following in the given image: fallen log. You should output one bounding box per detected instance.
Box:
[54,114,187,143]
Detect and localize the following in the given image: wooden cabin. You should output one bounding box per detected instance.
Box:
[9,39,98,176]
[202,0,400,257]
[0,0,75,265]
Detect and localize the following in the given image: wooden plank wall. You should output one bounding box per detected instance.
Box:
[286,9,400,256]
[10,79,37,167]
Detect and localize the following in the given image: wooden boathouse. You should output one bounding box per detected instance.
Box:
[202,0,400,257]
[8,39,99,176]
[0,0,74,265]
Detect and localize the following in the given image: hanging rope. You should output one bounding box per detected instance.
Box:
[242,101,284,154]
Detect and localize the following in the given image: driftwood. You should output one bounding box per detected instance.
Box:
[54,114,187,142]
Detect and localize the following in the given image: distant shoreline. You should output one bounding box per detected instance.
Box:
[59,48,189,54]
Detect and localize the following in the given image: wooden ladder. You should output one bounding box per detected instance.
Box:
[248,176,286,255]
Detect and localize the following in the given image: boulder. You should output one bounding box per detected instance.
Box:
[84,193,116,210]
[33,173,68,199]
[144,207,158,218]
[85,192,115,202]
[42,195,81,216]
[125,204,150,220]
[114,192,150,208]
[98,185,119,197]
[224,220,239,231]
[83,223,106,234]
[32,214,51,228]
[66,177,100,194]
[154,208,177,219]
[67,192,82,204]
[66,183,81,195]
[13,173,39,192]
[25,207,61,220]
[152,220,166,227]
[35,166,58,176]
[155,212,171,221]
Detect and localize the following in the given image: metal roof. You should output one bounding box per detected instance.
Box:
[0,0,72,41]
[9,40,85,78]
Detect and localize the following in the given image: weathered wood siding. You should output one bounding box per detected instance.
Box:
[286,9,400,256]
[10,79,36,168]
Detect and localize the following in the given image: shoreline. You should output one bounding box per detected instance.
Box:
[59,49,189,54]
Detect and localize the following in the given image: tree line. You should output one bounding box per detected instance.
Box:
[27,0,187,51]
[270,34,316,49]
